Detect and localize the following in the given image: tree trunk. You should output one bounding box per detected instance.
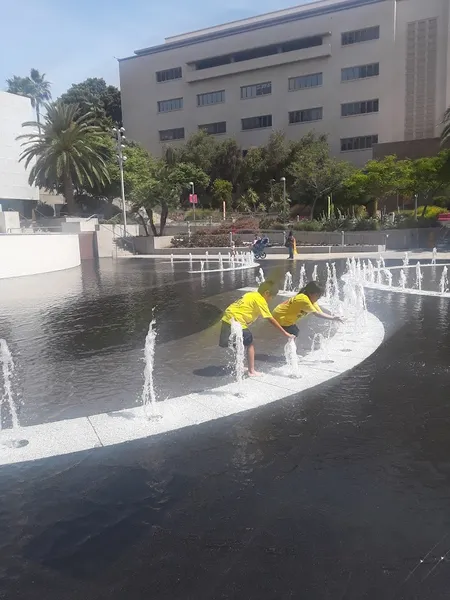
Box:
[137,213,149,236]
[159,202,168,236]
[309,197,318,220]
[64,171,77,215]
[145,208,158,236]
[36,102,41,135]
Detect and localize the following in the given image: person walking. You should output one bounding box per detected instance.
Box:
[285,230,295,260]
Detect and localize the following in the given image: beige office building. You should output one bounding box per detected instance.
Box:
[119,0,450,165]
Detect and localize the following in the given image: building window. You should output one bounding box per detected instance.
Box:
[341,99,379,117]
[289,107,323,124]
[341,63,379,81]
[156,67,182,83]
[241,82,272,99]
[288,72,323,91]
[197,90,225,107]
[193,35,323,71]
[341,26,380,46]
[157,98,183,113]
[241,115,272,131]
[159,127,185,142]
[199,121,227,135]
[340,135,378,152]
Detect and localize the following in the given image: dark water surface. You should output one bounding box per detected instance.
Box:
[1,258,450,599]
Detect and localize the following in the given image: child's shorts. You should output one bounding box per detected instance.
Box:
[219,322,253,348]
[282,324,299,337]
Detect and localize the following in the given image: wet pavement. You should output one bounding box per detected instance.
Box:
[0,258,450,599]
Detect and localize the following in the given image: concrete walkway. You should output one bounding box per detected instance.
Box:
[119,250,450,261]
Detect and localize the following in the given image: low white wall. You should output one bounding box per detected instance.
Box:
[0,234,81,279]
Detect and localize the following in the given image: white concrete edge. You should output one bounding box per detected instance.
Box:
[359,263,450,298]
[188,263,259,274]
[0,310,384,466]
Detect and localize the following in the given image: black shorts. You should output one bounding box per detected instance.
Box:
[219,322,254,348]
[282,324,299,337]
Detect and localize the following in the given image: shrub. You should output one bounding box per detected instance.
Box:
[433,197,450,209]
[212,216,260,234]
[292,220,323,232]
[184,208,220,221]
[171,232,241,248]
[353,218,380,231]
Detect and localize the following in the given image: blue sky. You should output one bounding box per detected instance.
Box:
[2,0,311,98]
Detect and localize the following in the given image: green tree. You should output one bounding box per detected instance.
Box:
[211,138,243,189]
[442,108,450,147]
[6,68,51,131]
[406,152,450,216]
[60,78,122,127]
[360,156,412,215]
[18,101,111,214]
[175,130,217,173]
[212,179,233,209]
[289,138,354,219]
[236,188,266,213]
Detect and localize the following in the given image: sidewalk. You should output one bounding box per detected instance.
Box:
[119,250,450,261]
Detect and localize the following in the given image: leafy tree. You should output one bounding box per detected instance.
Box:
[442,108,450,147]
[289,138,354,219]
[236,188,266,213]
[18,101,111,214]
[175,130,216,174]
[212,179,233,209]
[60,78,122,127]
[6,68,51,131]
[406,152,450,216]
[360,156,412,215]
[211,138,243,189]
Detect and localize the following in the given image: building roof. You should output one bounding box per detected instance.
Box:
[118,0,386,61]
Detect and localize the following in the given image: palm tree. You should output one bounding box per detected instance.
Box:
[442,108,450,147]
[6,68,51,131]
[18,101,111,214]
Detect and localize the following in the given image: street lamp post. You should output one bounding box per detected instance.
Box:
[414,193,418,221]
[112,127,128,238]
[280,177,287,222]
[189,181,196,223]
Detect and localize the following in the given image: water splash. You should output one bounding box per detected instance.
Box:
[255,267,265,286]
[432,248,437,266]
[200,261,205,272]
[325,263,332,300]
[399,269,407,290]
[283,272,293,292]
[440,266,449,294]
[0,339,20,430]
[284,338,300,378]
[170,254,174,265]
[189,253,193,268]
[383,269,393,288]
[298,265,307,291]
[415,262,423,291]
[218,253,224,271]
[403,252,409,268]
[142,318,161,420]
[312,265,318,281]
[230,320,246,391]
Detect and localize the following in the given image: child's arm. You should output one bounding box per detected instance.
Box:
[312,312,343,323]
[266,317,296,338]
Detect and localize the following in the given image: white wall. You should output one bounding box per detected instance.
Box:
[0,91,39,203]
[0,234,81,279]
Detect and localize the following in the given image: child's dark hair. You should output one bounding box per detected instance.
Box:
[258,280,279,296]
[298,281,324,298]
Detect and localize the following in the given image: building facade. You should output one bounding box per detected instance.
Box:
[0,91,39,215]
[119,0,450,165]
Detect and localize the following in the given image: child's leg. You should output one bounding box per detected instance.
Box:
[247,343,256,375]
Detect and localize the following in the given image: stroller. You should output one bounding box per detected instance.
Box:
[252,237,270,260]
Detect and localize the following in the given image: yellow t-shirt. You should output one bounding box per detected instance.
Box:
[273,293,321,327]
[222,292,272,329]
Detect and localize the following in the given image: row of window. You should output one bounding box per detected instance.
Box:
[155,25,380,83]
[158,64,380,113]
[159,126,378,153]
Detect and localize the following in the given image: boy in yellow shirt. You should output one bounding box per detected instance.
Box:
[220,281,295,376]
[273,281,342,337]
